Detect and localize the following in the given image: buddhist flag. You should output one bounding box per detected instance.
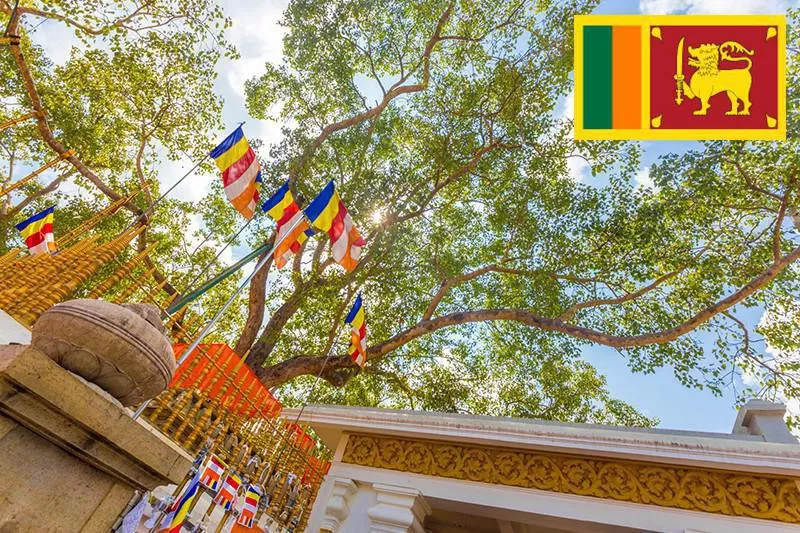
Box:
[574,15,785,140]
[15,206,56,256]
[214,472,241,510]
[236,485,261,528]
[304,180,366,272]
[262,181,314,268]
[199,454,226,491]
[210,126,262,219]
[160,470,200,533]
[345,293,366,367]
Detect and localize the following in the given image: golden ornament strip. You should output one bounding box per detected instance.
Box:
[341,433,800,523]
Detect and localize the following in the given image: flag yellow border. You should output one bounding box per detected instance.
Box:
[574,14,786,141]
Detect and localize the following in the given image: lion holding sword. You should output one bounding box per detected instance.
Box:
[674,38,754,116]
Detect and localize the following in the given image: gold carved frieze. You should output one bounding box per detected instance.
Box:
[341,433,800,523]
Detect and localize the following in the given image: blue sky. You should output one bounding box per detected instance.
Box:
[10,0,798,433]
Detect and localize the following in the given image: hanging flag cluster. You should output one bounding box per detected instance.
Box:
[284,421,315,453]
[15,206,56,256]
[345,293,367,367]
[169,344,282,418]
[304,180,366,272]
[262,181,314,268]
[210,126,262,219]
[207,126,374,368]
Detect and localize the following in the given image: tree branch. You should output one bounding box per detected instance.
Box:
[14,2,157,37]
[234,249,273,355]
[7,168,75,218]
[559,266,687,322]
[258,243,800,388]
[287,2,453,184]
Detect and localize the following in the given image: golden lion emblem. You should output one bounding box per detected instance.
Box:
[676,41,754,116]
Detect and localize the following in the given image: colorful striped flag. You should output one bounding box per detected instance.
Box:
[236,485,261,528]
[345,293,367,367]
[262,181,314,268]
[199,454,226,491]
[160,470,201,533]
[214,472,241,510]
[210,126,262,219]
[304,180,365,272]
[15,206,56,256]
[574,15,786,140]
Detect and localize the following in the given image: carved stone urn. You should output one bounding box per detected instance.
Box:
[30,299,176,406]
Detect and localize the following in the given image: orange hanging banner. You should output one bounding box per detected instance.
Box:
[170,343,282,417]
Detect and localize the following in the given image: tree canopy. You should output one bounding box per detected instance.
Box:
[3,0,800,429]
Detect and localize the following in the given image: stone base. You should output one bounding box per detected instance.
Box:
[0,345,191,532]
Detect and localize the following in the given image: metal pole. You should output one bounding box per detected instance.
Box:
[131,215,307,420]
[121,155,209,235]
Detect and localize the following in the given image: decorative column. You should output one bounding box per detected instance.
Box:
[320,477,358,532]
[732,399,797,444]
[367,484,431,533]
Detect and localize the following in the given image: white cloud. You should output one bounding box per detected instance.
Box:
[560,88,575,122]
[634,166,659,190]
[639,0,690,15]
[640,0,792,13]
[25,18,83,66]
[158,155,214,204]
[567,156,591,182]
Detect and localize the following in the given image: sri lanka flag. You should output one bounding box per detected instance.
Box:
[236,485,261,528]
[574,15,785,140]
[210,126,262,219]
[262,181,314,268]
[159,469,201,533]
[15,206,56,256]
[199,453,226,491]
[345,293,366,367]
[304,180,365,272]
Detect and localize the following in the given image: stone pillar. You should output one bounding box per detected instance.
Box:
[0,344,192,532]
[367,484,431,533]
[320,477,358,532]
[732,399,797,444]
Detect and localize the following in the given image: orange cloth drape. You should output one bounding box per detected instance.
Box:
[171,343,282,417]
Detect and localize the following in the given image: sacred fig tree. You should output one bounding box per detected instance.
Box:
[234,0,800,427]
[4,0,799,429]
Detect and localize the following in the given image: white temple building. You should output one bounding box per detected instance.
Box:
[287,401,800,533]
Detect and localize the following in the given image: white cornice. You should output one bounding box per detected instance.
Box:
[285,405,800,476]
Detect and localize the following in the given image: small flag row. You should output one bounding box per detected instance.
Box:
[156,448,332,532]
[12,126,372,368]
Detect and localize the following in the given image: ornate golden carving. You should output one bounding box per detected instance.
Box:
[342,433,800,523]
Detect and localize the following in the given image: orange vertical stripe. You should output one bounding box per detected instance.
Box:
[612,26,641,129]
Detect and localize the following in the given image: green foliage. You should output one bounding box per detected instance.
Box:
[242,1,800,430]
[4,1,800,432]
[0,1,247,337]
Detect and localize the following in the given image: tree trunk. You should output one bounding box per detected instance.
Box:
[234,250,272,355]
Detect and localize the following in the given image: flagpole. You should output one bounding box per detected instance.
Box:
[121,155,209,235]
[183,217,254,295]
[131,214,307,420]
[120,122,245,235]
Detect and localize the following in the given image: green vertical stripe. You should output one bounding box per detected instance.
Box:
[583,25,612,129]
